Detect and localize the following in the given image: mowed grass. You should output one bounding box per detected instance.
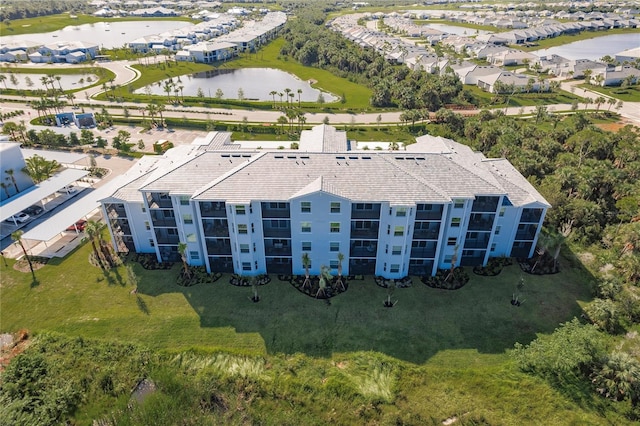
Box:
[3,242,630,424]
[1,240,591,364]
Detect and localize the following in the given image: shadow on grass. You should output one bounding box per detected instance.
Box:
[136,251,594,364]
[136,295,150,315]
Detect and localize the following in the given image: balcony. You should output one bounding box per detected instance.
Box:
[460,251,486,266]
[155,234,180,245]
[110,221,132,236]
[209,256,233,273]
[206,239,232,255]
[202,219,229,237]
[264,240,292,257]
[515,224,537,241]
[409,260,434,276]
[151,217,177,227]
[350,221,379,239]
[412,222,440,240]
[468,213,494,231]
[415,204,444,220]
[351,203,381,219]
[464,234,490,249]
[263,221,291,238]
[472,196,499,213]
[511,242,533,258]
[105,203,127,218]
[200,201,227,218]
[349,259,376,275]
[520,208,543,223]
[410,247,436,259]
[350,242,377,258]
[261,203,290,219]
[266,258,292,275]
[148,194,172,209]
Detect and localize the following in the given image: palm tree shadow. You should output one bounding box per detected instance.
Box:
[136,295,150,315]
[30,278,40,288]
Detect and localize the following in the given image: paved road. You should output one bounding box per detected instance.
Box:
[1,58,638,126]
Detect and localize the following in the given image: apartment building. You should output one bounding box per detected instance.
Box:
[100,125,549,279]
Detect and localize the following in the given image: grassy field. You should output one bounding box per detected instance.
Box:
[0,66,115,95]
[0,13,195,36]
[2,235,635,422]
[578,83,640,103]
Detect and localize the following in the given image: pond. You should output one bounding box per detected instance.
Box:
[0,21,192,49]
[0,73,99,91]
[424,23,491,36]
[532,33,640,61]
[135,68,339,102]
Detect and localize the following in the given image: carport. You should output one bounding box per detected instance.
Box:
[0,169,89,232]
[17,176,127,258]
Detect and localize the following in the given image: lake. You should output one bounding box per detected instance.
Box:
[0,21,192,49]
[135,68,339,102]
[533,33,640,61]
[425,23,491,36]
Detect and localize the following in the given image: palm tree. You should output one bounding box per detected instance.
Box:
[269,90,277,108]
[5,169,19,193]
[11,230,35,280]
[301,253,311,290]
[178,242,191,278]
[66,93,76,108]
[55,75,63,92]
[592,351,640,403]
[22,154,60,183]
[297,89,302,106]
[0,181,10,198]
[156,103,166,127]
[316,265,331,298]
[84,220,104,268]
[284,88,292,105]
[0,74,7,89]
[335,252,346,291]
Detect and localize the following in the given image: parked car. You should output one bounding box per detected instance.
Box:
[66,219,87,232]
[60,185,77,194]
[5,212,30,224]
[23,205,44,216]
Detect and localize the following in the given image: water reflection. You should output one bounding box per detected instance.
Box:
[135,68,338,102]
[532,33,640,61]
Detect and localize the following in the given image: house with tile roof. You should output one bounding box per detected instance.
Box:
[100,125,549,278]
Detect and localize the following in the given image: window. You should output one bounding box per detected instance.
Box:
[301,201,311,213]
[238,224,248,234]
[451,218,461,227]
[235,205,246,215]
[447,237,457,246]
[392,245,402,255]
[330,260,339,269]
[301,222,311,233]
[269,202,287,209]
[180,196,190,206]
[145,221,150,230]
[330,222,340,233]
[242,262,251,271]
[190,251,200,260]
[240,244,250,253]
[149,239,155,247]
[330,202,340,213]
[330,242,340,252]
[454,199,464,209]
[302,242,311,252]
[183,214,193,224]
[499,207,505,217]
[141,205,146,213]
[394,226,404,236]
[491,243,496,252]
[444,255,452,263]
[390,264,400,273]
[396,207,407,217]
[495,225,501,235]
[186,233,196,243]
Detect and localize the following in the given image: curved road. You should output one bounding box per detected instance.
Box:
[1,58,639,126]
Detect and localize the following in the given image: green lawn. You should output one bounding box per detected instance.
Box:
[579,83,640,103]
[2,240,591,363]
[3,238,634,423]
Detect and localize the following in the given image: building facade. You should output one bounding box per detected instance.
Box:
[100,125,549,279]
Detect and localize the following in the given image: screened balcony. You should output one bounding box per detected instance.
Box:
[520,208,543,223]
[206,238,232,255]
[468,213,494,231]
[471,196,499,213]
[264,239,292,256]
[412,221,440,240]
[261,202,290,218]
[464,232,490,249]
[199,201,227,218]
[350,220,379,239]
[350,241,377,258]
[415,204,444,220]
[202,218,229,237]
[350,203,381,219]
[515,223,538,241]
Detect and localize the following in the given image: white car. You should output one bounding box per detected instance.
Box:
[5,212,30,224]
[61,185,77,193]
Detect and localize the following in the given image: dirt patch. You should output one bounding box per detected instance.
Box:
[0,330,30,373]
[13,259,47,273]
[595,122,627,132]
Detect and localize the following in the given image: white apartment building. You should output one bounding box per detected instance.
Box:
[100,125,549,279]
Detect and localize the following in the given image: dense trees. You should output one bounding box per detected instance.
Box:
[280,13,465,110]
